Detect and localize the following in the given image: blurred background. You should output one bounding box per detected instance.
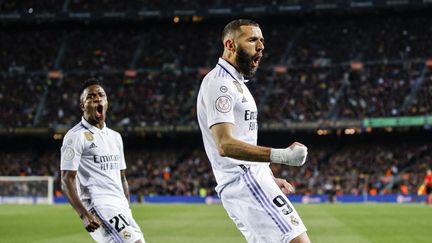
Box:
[1,0,431,204]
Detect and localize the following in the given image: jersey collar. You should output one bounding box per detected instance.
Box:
[217,58,249,83]
[81,117,107,134]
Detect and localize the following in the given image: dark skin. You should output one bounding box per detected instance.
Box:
[61,85,142,242]
[62,85,108,231]
[61,170,101,232]
[80,84,108,129]
[61,170,130,232]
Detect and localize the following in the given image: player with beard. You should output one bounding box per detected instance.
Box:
[197,19,311,243]
[61,78,145,243]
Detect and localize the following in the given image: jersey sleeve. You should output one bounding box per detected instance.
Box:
[116,132,127,170]
[205,78,240,128]
[60,131,83,171]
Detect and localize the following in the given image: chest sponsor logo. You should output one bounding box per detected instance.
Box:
[93,154,119,163]
[244,110,258,131]
[93,154,121,170]
[215,96,232,113]
[244,110,257,121]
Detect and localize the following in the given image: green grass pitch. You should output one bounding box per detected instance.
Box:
[1,203,431,243]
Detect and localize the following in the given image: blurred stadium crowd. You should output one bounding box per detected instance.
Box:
[1,141,431,197]
[0,0,347,13]
[1,5,431,197]
[1,16,431,128]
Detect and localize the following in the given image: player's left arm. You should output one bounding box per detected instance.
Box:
[269,168,295,194]
[274,177,295,194]
[116,132,130,204]
[121,170,130,204]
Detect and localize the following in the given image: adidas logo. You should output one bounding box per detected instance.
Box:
[89,143,98,149]
[242,96,248,103]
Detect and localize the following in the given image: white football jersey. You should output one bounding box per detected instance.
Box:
[197,58,269,194]
[60,117,128,205]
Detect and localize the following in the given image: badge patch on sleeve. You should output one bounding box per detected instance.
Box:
[215,96,232,113]
[220,86,228,93]
[64,147,75,161]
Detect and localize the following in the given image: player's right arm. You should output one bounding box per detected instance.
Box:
[211,123,308,166]
[204,76,307,166]
[211,122,270,161]
[60,131,101,232]
[61,170,101,232]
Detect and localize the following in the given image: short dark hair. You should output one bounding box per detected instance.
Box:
[81,78,103,94]
[221,19,259,43]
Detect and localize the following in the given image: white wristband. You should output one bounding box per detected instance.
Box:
[270,146,308,166]
[270,148,286,164]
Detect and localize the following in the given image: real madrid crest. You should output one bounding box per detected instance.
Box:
[290,215,300,226]
[84,132,94,141]
[123,230,131,239]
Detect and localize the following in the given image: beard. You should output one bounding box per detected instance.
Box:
[235,46,258,78]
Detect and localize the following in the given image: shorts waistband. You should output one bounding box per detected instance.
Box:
[238,164,249,172]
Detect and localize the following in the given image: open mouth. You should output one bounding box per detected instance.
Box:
[96,104,103,118]
[252,54,262,67]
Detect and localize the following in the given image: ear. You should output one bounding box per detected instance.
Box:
[224,39,236,52]
[80,102,85,112]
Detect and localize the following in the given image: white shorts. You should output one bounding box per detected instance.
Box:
[85,201,145,243]
[220,165,307,243]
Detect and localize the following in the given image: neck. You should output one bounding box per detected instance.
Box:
[222,51,240,73]
[84,116,104,129]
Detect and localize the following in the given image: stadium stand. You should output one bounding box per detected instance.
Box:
[2,139,431,197]
[0,1,431,198]
[2,15,432,127]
